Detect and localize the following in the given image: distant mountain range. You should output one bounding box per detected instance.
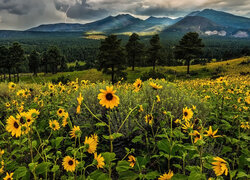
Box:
[2,9,250,38]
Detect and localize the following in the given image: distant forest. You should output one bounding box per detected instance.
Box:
[0,32,250,82]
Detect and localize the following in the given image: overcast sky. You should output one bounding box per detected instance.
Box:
[0,0,250,30]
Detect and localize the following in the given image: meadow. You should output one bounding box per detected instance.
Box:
[0,58,249,180]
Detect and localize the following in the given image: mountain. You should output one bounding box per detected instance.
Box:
[189,9,250,29]
[28,14,143,32]
[164,16,224,33]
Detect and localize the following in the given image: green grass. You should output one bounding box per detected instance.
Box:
[67,61,86,67]
[17,57,250,83]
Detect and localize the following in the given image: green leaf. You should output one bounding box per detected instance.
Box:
[88,169,110,180]
[173,164,182,169]
[51,165,59,173]
[103,133,123,140]
[116,161,130,172]
[102,152,116,164]
[221,146,232,155]
[145,171,159,180]
[237,171,247,178]
[14,166,27,179]
[28,162,38,172]
[157,139,170,154]
[55,137,64,148]
[118,170,139,180]
[95,122,107,127]
[32,140,37,148]
[35,162,51,175]
[131,135,143,143]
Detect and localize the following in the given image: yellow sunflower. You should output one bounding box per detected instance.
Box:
[97,86,120,109]
[138,105,144,112]
[133,79,142,90]
[149,82,163,90]
[28,109,40,118]
[205,126,221,138]
[8,82,16,90]
[156,95,161,102]
[62,156,79,172]
[158,170,174,180]
[212,157,228,176]
[189,130,202,143]
[57,108,65,117]
[3,172,14,180]
[77,93,83,105]
[6,116,21,137]
[0,160,4,174]
[70,126,81,138]
[5,102,10,109]
[94,153,105,169]
[0,149,4,157]
[145,114,153,125]
[128,155,136,167]
[182,107,193,121]
[62,112,69,127]
[84,135,98,154]
[245,96,250,104]
[48,83,55,91]
[49,120,60,131]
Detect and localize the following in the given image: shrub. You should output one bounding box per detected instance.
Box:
[141,70,166,81]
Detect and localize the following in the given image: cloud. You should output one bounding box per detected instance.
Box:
[0,0,45,15]
[0,0,250,30]
[54,0,109,20]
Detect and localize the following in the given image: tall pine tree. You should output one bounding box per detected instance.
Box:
[148,34,162,71]
[97,35,126,84]
[126,33,144,71]
[28,50,40,76]
[175,32,204,75]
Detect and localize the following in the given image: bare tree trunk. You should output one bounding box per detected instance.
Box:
[187,59,190,75]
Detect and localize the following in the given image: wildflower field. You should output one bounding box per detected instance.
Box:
[0,74,249,179]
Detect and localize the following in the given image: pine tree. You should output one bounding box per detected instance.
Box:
[175,32,204,75]
[148,34,162,71]
[28,50,40,76]
[9,42,25,81]
[126,33,144,71]
[0,45,9,81]
[46,46,62,74]
[97,35,126,84]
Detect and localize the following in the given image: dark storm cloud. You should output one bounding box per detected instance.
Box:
[0,0,45,15]
[54,0,109,20]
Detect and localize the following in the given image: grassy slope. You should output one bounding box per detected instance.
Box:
[19,57,250,83]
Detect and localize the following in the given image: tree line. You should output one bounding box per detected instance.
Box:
[0,32,249,82]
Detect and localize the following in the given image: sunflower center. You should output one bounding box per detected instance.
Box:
[52,124,56,128]
[12,85,15,88]
[68,160,74,165]
[59,110,62,114]
[137,84,141,87]
[184,112,188,116]
[27,118,31,122]
[20,117,25,124]
[14,122,19,129]
[106,93,113,101]
[7,178,11,180]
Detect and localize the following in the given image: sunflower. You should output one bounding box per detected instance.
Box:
[8,82,16,90]
[16,112,28,125]
[21,124,30,135]
[0,160,4,174]
[156,95,161,102]
[97,86,120,109]
[6,116,21,137]
[24,113,34,126]
[212,157,228,176]
[57,108,65,117]
[16,89,25,97]
[81,80,89,86]
[77,93,83,105]
[48,83,55,91]
[158,170,174,180]
[149,82,163,90]
[84,135,98,154]
[0,149,4,157]
[133,79,142,91]
[62,156,79,172]
[76,105,81,114]
[62,112,69,127]
[245,96,250,104]
[182,121,193,132]
[205,126,221,138]
[94,153,105,169]
[138,105,144,112]
[182,107,193,121]
[145,114,153,125]
[49,120,60,131]
[28,109,40,118]
[91,134,99,143]
[189,130,202,143]
[128,155,136,167]
[70,126,81,138]
[3,172,13,180]
[5,102,10,109]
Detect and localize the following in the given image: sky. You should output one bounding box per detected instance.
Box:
[0,0,250,30]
